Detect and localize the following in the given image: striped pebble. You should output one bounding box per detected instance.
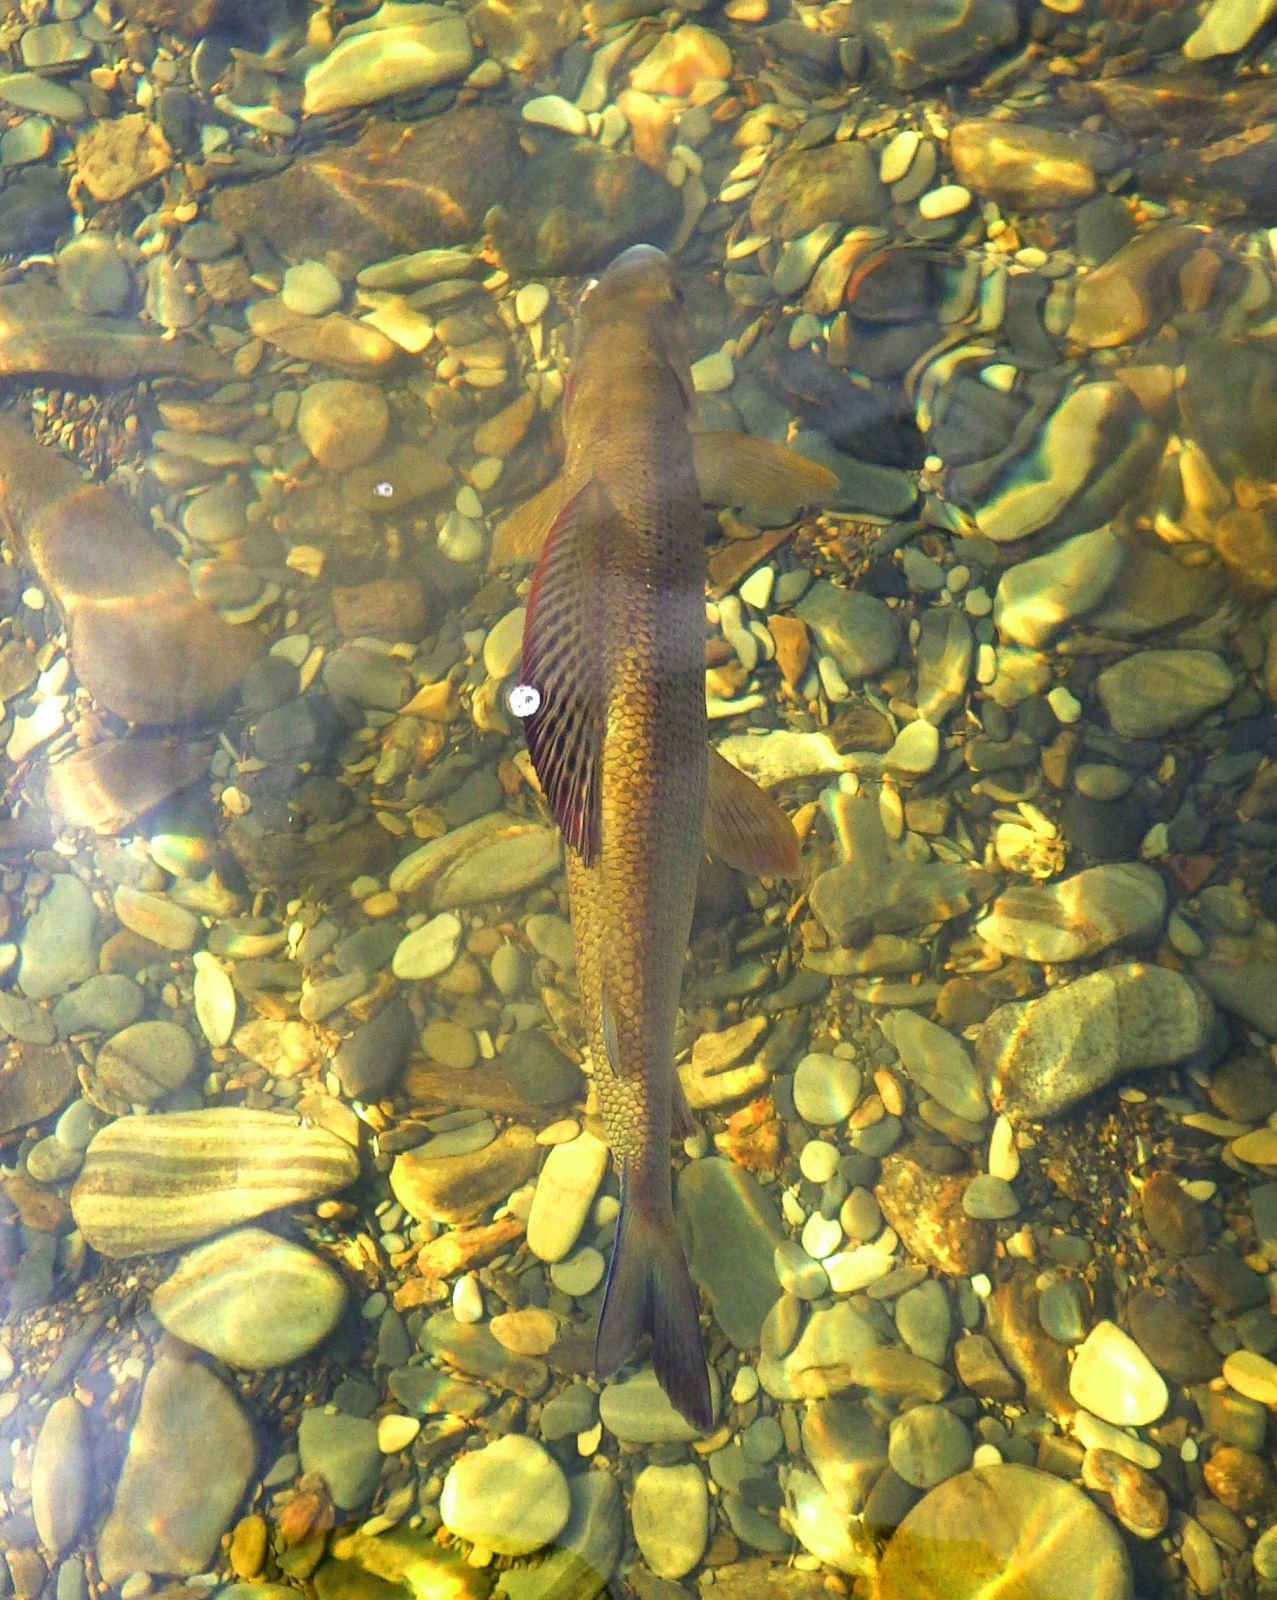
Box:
[70,1108,359,1258]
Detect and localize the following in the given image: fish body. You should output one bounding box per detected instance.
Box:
[513,246,825,1429]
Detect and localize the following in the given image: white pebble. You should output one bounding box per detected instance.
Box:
[801,1212,843,1261]
[378,1413,421,1453]
[880,128,920,185]
[281,259,342,317]
[987,1114,1020,1182]
[918,184,972,220]
[691,348,735,393]
[1048,685,1082,724]
[799,1138,840,1184]
[521,94,589,136]
[824,1245,893,1292]
[453,1272,484,1323]
[731,1366,760,1403]
[515,282,550,325]
[1069,1321,1167,1427]
[739,565,775,610]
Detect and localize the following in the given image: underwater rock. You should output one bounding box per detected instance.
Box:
[876,1464,1134,1600]
[1067,224,1204,348]
[847,0,1019,89]
[97,1352,255,1582]
[0,282,222,381]
[43,739,211,835]
[749,143,889,239]
[152,1227,347,1368]
[993,528,1125,647]
[302,7,474,116]
[489,142,680,275]
[948,120,1096,209]
[0,417,260,724]
[980,964,1215,1120]
[976,864,1167,963]
[212,108,523,279]
[71,1107,359,1257]
[1095,649,1234,738]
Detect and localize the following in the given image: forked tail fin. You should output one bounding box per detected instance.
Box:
[595,1172,713,1432]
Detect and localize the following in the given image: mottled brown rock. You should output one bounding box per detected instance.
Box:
[1139,121,1277,216]
[750,143,888,240]
[1125,1289,1220,1385]
[1215,507,1277,599]
[875,1150,993,1275]
[695,1559,832,1600]
[1139,1171,1208,1256]
[114,0,249,27]
[489,142,679,275]
[1066,223,1203,349]
[332,577,429,641]
[1082,1448,1169,1540]
[212,108,524,280]
[75,115,171,203]
[468,0,581,73]
[986,1270,1074,1417]
[0,1043,76,1139]
[224,815,397,895]
[1202,1444,1272,1517]
[948,120,1096,209]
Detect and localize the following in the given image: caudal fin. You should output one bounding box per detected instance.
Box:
[595,1176,713,1432]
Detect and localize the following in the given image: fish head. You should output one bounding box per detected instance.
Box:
[568,244,695,415]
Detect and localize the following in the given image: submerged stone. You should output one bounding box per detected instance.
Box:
[981,964,1215,1120]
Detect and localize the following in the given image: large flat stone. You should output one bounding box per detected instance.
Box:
[212,107,524,280]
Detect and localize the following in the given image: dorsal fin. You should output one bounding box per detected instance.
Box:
[705,747,802,878]
[519,477,612,865]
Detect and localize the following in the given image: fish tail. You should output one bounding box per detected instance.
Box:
[595,1168,713,1432]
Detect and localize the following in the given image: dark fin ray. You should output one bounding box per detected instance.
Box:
[520,477,612,864]
[692,430,838,518]
[489,475,564,569]
[671,1071,696,1142]
[705,747,802,878]
[595,1172,713,1433]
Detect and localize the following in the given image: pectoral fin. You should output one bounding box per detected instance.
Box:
[692,430,838,519]
[520,477,612,864]
[705,746,802,878]
[489,474,564,569]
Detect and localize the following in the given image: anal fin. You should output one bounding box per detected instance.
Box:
[705,746,802,878]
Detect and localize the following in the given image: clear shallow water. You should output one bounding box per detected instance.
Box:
[3,1,1277,1598]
